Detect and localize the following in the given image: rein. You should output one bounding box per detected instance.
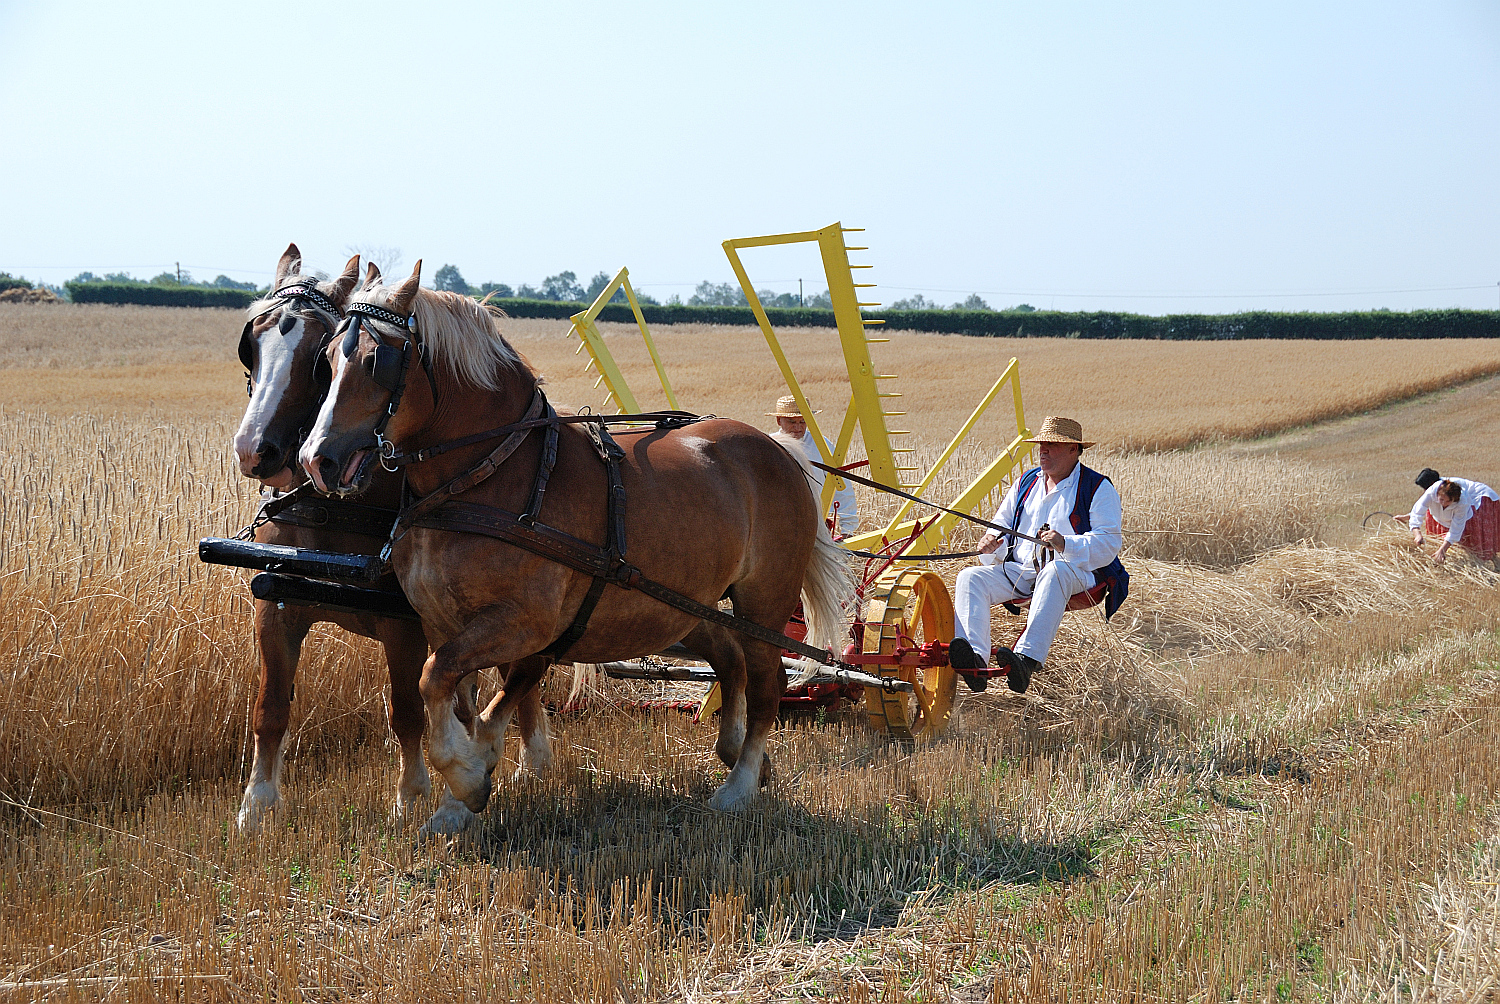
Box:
[379,407,706,468]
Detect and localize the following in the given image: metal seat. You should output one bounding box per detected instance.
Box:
[1005,580,1108,614]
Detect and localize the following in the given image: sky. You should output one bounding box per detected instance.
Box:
[1,1,1497,315]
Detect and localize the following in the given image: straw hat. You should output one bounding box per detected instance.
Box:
[1026,416,1094,449]
[766,394,820,417]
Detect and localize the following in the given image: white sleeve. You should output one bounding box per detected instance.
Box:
[1408,484,1441,530]
[832,475,858,533]
[1059,479,1123,571]
[979,480,1023,565]
[1446,504,1473,544]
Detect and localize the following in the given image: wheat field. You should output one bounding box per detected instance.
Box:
[2,303,1499,1000]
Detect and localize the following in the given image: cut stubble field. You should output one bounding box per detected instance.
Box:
[2,302,1500,1000]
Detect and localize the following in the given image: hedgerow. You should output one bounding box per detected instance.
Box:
[65,282,261,308]
[491,298,1499,339]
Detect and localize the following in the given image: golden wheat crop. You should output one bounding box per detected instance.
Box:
[8,303,1500,452]
[3,304,1500,998]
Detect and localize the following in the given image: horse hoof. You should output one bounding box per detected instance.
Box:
[237,785,279,834]
[707,784,755,812]
[417,796,475,838]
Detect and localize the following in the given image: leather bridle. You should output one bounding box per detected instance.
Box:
[330,299,439,470]
[239,281,346,397]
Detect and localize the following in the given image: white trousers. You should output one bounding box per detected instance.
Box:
[954,559,1094,665]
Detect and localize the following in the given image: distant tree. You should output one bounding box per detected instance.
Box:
[516,283,541,299]
[346,245,402,277]
[69,271,99,284]
[584,271,628,305]
[478,282,513,298]
[1007,303,1037,313]
[688,281,742,307]
[953,294,991,311]
[213,275,258,290]
[150,272,181,285]
[0,272,32,292]
[804,288,833,309]
[540,271,585,302]
[664,293,683,306]
[103,272,134,283]
[890,293,943,310]
[432,264,471,295]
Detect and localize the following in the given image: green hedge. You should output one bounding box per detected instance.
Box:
[490,297,1499,339]
[488,297,841,329]
[65,282,261,308]
[868,307,1500,340]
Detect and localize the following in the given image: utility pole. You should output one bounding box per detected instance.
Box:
[176,262,181,283]
[799,278,803,307]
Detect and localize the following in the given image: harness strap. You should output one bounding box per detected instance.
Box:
[269,497,399,539]
[388,387,549,547]
[409,501,837,666]
[237,483,319,539]
[537,419,626,660]
[1006,468,1044,564]
[520,414,559,524]
[382,409,705,468]
[539,575,607,660]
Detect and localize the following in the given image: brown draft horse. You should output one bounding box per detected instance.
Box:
[231,245,551,834]
[300,263,853,822]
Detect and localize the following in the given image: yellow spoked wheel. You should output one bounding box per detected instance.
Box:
[862,567,958,740]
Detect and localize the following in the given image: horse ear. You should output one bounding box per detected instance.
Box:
[328,254,361,306]
[275,243,301,286]
[363,262,382,290]
[391,260,422,313]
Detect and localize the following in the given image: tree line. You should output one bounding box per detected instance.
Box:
[68,270,261,291]
[431,264,1030,312]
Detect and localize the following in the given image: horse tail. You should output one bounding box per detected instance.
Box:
[800,519,856,653]
[769,431,856,655]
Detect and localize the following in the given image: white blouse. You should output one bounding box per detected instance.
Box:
[1408,478,1500,543]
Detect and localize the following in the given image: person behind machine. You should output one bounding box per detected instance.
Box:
[947,416,1126,695]
[766,394,859,537]
[1401,468,1500,566]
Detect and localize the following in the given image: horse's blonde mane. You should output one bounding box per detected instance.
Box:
[361,283,532,391]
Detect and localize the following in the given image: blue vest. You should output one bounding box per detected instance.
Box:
[1011,464,1130,621]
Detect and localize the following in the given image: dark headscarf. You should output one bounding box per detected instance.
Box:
[1415,468,1440,490]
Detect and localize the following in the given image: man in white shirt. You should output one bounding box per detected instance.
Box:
[947,417,1124,695]
[766,395,859,537]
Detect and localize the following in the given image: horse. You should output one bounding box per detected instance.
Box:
[230,245,553,834]
[299,262,854,822]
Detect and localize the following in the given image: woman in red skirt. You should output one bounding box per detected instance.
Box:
[1405,468,1500,565]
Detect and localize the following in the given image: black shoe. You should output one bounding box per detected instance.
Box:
[994,647,1042,694]
[947,638,990,692]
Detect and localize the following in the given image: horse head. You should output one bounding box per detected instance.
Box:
[232,244,363,488]
[301,260,533,497]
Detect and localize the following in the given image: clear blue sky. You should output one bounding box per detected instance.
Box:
[2,1,1497,314]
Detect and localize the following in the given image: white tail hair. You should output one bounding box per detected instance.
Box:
[771,431,856,684]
